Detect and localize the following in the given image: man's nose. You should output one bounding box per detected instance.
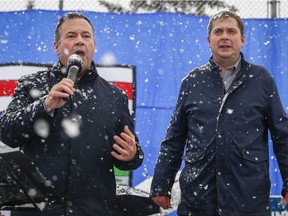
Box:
[221,31,229,40]
[75,35,84,45]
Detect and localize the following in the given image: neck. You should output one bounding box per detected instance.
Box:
[213,55,240,75]
[215,58,236,69]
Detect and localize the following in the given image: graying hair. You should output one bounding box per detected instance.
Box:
[54,12,95,42]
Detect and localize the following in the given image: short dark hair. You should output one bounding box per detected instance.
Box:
[54,12,95,42]
[207,11,244,37]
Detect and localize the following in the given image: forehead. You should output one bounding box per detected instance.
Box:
[60,18,93,34]
[212,17,239,30]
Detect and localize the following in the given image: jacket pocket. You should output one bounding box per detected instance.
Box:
[240,148,269,163]
[229,138,270,213]
[229,133,269,163]
[182,149,205,164]
[182,134,216,164]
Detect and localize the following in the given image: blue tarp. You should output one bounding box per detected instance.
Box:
[0,10,288,198]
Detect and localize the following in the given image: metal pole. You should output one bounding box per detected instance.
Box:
[27,0,34,10]
[59,0,64,10]
[269,0,278,18]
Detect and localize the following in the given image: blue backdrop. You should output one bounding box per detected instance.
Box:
[0,10,288,198]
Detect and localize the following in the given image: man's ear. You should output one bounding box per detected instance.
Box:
[54,41,60,55]
[241,35,245,47]
[207,36,211,48]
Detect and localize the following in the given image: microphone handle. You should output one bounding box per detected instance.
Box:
[67,65,79,82]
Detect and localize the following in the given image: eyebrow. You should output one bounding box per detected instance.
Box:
[213,26,238,31]
[65,31,92,35]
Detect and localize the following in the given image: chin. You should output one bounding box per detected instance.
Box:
[220,53,234,59]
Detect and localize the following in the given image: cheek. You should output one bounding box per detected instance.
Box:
[208,37,217,45]
[58,44,72,58]
[59,41,73,56]
[235,40,244,49]
[58,48,71,66]
[209,41,217,48]
[90,43,96,53]
[87,45,96,58]
[62,48,71,57]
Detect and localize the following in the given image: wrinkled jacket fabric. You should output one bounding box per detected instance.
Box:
[0,61,143,216]
[150,53,288,216]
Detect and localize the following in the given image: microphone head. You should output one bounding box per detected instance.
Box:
[67,54,83,72]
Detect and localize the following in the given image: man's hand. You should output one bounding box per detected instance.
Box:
[44,78,75,111]
[111,125,137,161]
[152,195,172,209]
[282,192,288,205]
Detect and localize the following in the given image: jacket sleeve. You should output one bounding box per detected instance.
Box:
[113,92,144,170]
[265,73,288,197]
[115,141,144,170]
[0,75,52,148]
[150,77,189,197]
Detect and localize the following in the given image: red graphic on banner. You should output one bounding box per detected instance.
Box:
[112,82,133,99]
[0,80,132,100]
[0,80,17,96]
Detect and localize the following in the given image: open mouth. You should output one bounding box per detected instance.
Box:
[75,50,85,56]
[219,45,231,48]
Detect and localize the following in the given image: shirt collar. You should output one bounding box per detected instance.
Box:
[231,56,241,72]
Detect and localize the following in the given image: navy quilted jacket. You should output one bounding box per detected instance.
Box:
[0,61,143,216]
[150,53,288,216]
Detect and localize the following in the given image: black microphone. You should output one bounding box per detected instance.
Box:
[67,54,83,82]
